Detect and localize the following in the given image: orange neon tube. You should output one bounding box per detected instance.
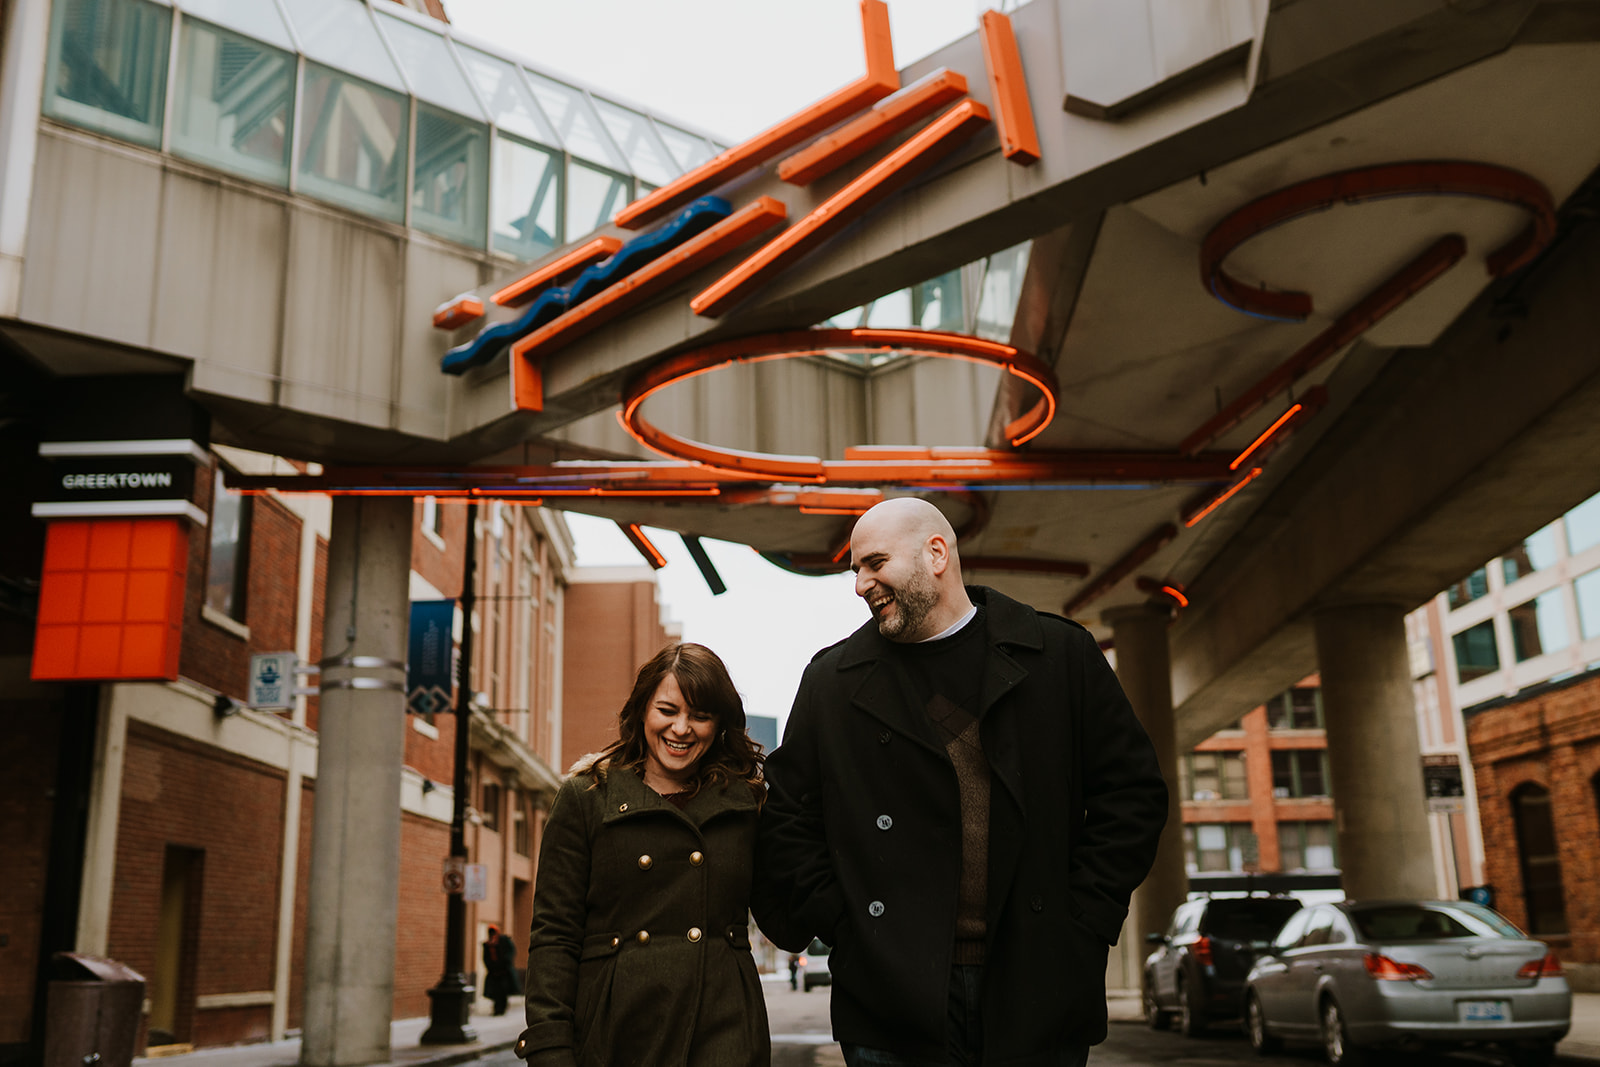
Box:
[1229,403,1302,471]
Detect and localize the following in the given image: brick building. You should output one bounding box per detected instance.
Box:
[0,437,588,1056]
[1179,678,1338,882]
[1465,670,1600,991]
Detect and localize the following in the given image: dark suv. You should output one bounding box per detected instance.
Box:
[1144,895,1303,1036]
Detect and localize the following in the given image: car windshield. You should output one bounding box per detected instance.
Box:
[1205,899,1302,940]
[1351,905,1483,941]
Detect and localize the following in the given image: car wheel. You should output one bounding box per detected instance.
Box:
[1321,998,1365,1067]
[1510,1042,1556,1067]
[803,976,813,992]
[1246,993,1280,1055]
[1144,976,1170,1031]
[1178,978,1207,1036]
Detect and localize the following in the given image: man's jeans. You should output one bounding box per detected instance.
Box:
[840,966,1090,1067]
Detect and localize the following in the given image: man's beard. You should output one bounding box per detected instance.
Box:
[876,565,939,641]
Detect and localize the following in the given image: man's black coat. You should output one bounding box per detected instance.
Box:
[754,587,1168,1064]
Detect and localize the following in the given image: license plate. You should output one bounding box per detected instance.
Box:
[1458,1000,1509,1022]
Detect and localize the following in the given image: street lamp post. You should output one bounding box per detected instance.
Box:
[421,500,479,1045]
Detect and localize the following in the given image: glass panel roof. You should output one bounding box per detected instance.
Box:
[375,12,484,119]
[278,0,405,93]
[590,98,680,187]
[521,69,628,172]
[176,0,294,50]
[653,121,717,172]
[455,43,557,147]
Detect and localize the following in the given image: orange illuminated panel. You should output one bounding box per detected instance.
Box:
[978,10,1040,166]
[492,236,623,308]
[691,100,992,318]
[620,523,667,569]
[33,518,189,681]
[777,68,969,186]
[1182,468,1264,528]
[431,295,484,330]
[612,0,898,230]
[510,198,789,406]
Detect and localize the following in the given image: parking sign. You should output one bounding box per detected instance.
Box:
[250,652,297,710]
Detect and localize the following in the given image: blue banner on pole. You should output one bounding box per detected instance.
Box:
[408,600,455,717]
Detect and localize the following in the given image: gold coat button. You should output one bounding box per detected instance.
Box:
[638,854,653,870]
[688,927,703,942]
[636,930,650,945]
[690,851,704,866]
[618,803,628,812]
[610,937,620,948]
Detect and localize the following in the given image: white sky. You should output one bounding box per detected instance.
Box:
[441,0,998,736]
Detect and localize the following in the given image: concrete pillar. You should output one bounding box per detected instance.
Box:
[1312,602,1435,901]
[302,498,412,1067]
[1104,604,1186,958]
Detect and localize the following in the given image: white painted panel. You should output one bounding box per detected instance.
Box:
[152,172,287,393]
[398,241,482,440]
[279,209,402,430]
[22,132,160,347]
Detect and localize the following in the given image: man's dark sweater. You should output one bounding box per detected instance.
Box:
[887,605,991,965]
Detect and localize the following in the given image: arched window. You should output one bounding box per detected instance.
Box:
[1510,783,1567,935]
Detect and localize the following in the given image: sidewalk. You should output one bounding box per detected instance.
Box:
[134,999,527,1067]
[1108,989,1600,1062]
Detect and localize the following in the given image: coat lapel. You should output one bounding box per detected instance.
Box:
[838,621,947,759]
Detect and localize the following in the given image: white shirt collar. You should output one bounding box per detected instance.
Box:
[918,604,977,643]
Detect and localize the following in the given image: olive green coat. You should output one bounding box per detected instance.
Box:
[517,765,770,1067]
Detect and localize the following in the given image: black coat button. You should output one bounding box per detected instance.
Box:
[1030,896,1044,912]
[878,730,892,744]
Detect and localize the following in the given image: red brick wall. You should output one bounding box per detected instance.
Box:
[0,706,61,1044]
[108,723,286,1047]
[1467,672,1600,967]
[560,580,671,770]
[179,468,303,702]
[395,812,450,1019]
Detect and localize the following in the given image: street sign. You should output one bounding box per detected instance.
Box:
[1422,753,1466,813]
[249,652,297,710]
[442,856,466,895]
[463,863,488,902]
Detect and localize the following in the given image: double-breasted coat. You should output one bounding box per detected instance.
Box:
[752,586,1169,1064]
[517,763,771,1067]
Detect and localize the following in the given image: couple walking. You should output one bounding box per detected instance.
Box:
[515,498,1170,1067]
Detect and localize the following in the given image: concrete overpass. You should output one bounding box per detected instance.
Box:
[7,0,1600,1049]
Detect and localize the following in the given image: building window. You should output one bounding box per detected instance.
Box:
[1183,823,1258,873]
[411,103,488,248]
[492,134,562,260]
[481,779,501,833]
[43,0,171,148]
[206,467,251,622]
[1508,589,1570,662]
[1452,620,1500,684]
[565,159,631,240]
[1574,568,1600,641]
[1182,752,1248,800]
[171,18,294,186]
[1266,687,1322,730]
[1279,821,1337,870]
[1567,491,1600,557]
[1270,749,1328,798]
[296,63,408,223]
[1510,783,1567,936]
[1502,523,1560,585]
[512,790,531,857]
[1446,566,1489,610]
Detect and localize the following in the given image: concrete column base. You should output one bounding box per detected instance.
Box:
[1313,602,1436,901]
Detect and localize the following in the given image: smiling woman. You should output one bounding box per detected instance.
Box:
[520,643,772,1067]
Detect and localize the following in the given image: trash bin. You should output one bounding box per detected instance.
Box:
[43,953,146,1067]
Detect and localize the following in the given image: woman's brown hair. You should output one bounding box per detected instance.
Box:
[593,642,764,796]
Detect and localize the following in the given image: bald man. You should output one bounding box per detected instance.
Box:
[754,498,1168,1067]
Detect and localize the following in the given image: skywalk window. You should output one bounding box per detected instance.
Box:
[171,19,294,187]
[412,103,489,248]
[43,0,170,148]
[296,64,408,223]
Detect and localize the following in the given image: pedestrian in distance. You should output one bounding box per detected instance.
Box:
[754,497,1169,1066]
[482,925,516,1016]
[788,952,800,991]
[517,642,771,1067]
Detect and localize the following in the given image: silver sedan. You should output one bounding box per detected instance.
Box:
[1243,900,1571,1067]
